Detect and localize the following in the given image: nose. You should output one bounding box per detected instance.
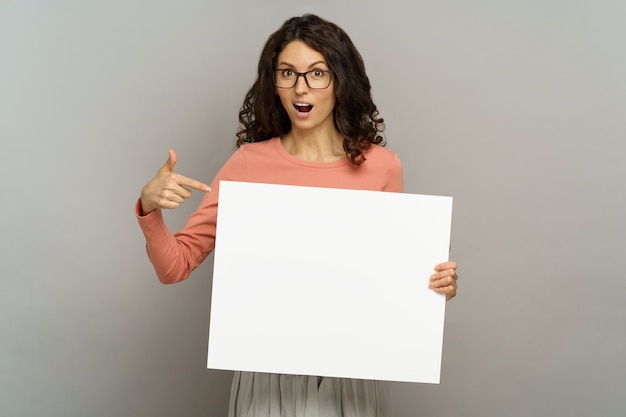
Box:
[294,74,309,94]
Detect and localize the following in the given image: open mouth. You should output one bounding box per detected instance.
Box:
[294,103,313,113]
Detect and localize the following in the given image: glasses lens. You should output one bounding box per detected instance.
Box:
[275,69,295,88]
[305,70,330,89]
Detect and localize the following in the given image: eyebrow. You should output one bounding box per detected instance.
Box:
[276,60,328,69]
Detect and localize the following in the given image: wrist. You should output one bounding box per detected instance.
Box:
[139,198,156,216]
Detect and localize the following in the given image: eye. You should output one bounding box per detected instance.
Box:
[280,69,294,77]
[311,69,325,78]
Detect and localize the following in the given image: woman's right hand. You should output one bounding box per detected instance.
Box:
[139,149,211,215]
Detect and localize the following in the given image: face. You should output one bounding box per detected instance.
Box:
[275,41,336,135]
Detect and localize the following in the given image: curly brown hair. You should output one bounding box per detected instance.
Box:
[236,14,385,165]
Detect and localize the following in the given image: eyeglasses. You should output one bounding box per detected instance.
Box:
[273,68,333,89]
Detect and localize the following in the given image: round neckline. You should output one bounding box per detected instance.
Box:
[273,137,351,168]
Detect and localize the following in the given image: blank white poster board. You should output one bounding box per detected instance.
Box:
[208,181,453,383]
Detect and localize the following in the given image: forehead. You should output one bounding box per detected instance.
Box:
[277,40,327,68]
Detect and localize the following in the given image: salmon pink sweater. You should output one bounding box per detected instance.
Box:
[136,137,403,284]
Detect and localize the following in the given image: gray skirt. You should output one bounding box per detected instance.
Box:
[228,372,390,417]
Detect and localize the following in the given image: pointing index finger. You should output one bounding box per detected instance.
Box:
[174,174,211,192]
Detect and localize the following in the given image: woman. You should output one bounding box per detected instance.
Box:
[136,14,458,417]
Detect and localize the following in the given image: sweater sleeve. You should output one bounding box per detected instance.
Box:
[135,148,248,284]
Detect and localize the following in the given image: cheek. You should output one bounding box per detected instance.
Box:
[276,91,290,110]
[323,86,336,108]
[323,92,336,110]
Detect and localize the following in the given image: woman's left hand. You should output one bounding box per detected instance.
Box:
[429,261,458,301]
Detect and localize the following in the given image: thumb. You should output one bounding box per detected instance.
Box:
[158,148,177,173]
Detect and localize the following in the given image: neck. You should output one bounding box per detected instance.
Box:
[281,128,345,162]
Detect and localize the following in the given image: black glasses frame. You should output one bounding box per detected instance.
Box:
[273,69,333,89]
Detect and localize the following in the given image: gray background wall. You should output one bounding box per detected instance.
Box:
[1,0,625,416]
